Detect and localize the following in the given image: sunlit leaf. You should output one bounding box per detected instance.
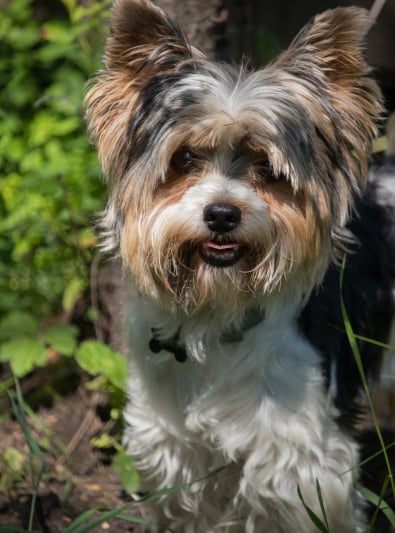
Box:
[0,337,47,377]
[43,324,78,355]
[3,447,25,474]
[112,448,140,494]
[62,278,85,314]
[75,341,126,390]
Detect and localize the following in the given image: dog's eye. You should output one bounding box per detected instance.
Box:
[170,149,198,175]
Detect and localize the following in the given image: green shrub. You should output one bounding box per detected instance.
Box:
[0,0,135,513]
[0,0,109,324]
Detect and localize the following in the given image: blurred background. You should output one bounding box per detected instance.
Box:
[0,1,393,531]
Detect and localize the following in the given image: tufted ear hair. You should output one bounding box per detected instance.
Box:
[104,0,197,73]
[271,7,382,176]
[276,8,374,86]
[85,0,201,183]
[266,7,382,234]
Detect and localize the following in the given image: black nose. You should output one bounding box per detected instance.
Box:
[203,203,241,233]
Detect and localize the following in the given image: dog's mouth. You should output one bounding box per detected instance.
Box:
[199,240,245,267]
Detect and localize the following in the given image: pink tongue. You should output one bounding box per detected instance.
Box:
[207,242,238,250]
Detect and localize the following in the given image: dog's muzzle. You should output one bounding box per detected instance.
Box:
[200,203,244,267]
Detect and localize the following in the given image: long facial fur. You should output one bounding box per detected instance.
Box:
[85,0,382,314]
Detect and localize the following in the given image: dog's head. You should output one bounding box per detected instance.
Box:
[86,0,381,313]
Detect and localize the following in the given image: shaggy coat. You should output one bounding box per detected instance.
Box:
[86,1,393,531]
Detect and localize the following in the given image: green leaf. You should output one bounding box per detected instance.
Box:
[0,337,47,377]
[29,112,80,146]
[112,449,140,494]
[75,341,126,389]
[314,479,329,530]
[297,484,329,533]
[42,21,74,45]
[62,0,78,15]
[91,433,117,449]
[43,324,78,355]
[357,483,395,529]
[0,0,108,326]
[62,277,85,314]
[8,25,40,49]
[0,311,39,341]
[3,447,25,474]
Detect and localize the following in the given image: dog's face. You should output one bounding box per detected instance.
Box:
[86,0,381,313]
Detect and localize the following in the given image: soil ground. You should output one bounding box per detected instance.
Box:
[0,362,147,533]
[0,361,394,533]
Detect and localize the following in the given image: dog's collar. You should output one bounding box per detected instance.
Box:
[148,307,265,363]
[149,331,188,363]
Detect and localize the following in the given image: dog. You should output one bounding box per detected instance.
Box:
[85,1,395,531]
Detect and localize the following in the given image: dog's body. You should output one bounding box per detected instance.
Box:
[122,289,365,532]
[86,1,394,531]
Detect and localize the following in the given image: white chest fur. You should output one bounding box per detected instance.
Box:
[122,293,362,532]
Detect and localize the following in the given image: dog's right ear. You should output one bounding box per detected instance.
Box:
[105,0,195,73]
[85,0,197,182]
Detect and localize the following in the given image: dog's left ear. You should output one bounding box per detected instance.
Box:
[104,0,197,74]
[85,0,199,183]
[271,7,382,182]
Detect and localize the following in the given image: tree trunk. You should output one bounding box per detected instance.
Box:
[155,0,255,62]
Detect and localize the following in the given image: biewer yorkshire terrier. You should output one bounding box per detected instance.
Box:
[86,1,395,531]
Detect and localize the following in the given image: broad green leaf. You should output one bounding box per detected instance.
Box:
[43,324,78,355]
[29,112,80,146]
[0,337,47,377]
[8,25,40,49]
[90,433,117,449]
[0,311,39,340]
[112,449,140,494]
[0,0,108,325]
[75,340,126,389]
[42,21,74,45]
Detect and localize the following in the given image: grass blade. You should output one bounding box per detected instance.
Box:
[315,479,329,530]
[357,482,395,530]
[339,256,395,498]
[297,484,329,532]
[8,378,47,532]
[65,466,226,532]
[64,509,97,530]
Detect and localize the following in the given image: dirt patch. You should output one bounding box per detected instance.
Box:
[0,362,147,533]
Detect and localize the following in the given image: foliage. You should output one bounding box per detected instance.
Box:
[0,318,79,377]
[0,0,108,323]
[0,0,137,525]
[76,340,127,390]
[0,1,393,531]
